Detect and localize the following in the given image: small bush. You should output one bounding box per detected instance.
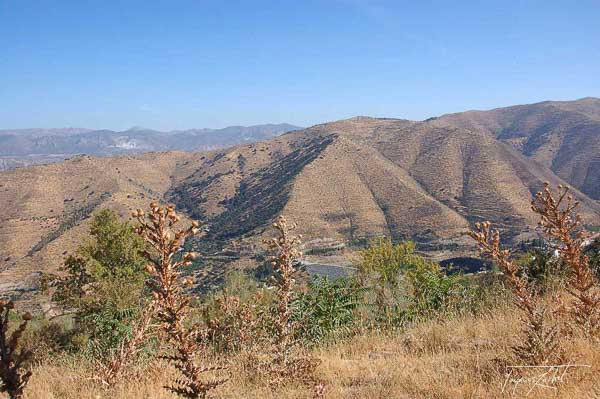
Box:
[21,317,74,361]
[292,276,364,343]
[81,304,142,360]
[357,239,417,322]
[514,248,566,292]
[401,260,482,321]
[200,271,275,354]
[200,272,269,354]
[49,209,149,354]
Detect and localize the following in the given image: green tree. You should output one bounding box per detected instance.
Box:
[403,258,480,320]
[358,238,481,324]
[357,239,417,321]
[292,276,364,343]
[51,209,148,352]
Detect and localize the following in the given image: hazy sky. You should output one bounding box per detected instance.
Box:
[1,0,599,130]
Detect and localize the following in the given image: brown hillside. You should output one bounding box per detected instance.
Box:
[170,116,600,255]
[1,101,600,306]
[0,152,193,304]
[432,97,600,199]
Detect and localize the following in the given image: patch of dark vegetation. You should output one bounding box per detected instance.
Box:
[237,153,246,170]
[304,246,344,256]
[440,257,493,274]
[371,201,405,242]
[206,135,334,242]
[210,152,225,164]
[168,171,234,221]
[174,135,335,255]
[126,177,160,198]
[415,241,461,251]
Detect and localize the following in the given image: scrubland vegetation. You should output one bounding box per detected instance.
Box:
[1,185,599,398]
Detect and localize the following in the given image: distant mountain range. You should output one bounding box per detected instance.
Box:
[1,98,599,306]
[0,124,301,170]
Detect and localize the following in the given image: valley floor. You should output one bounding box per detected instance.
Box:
[25,305,600,399]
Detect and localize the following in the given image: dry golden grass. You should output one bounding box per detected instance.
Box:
[468,221,563,365]
[22,304,600,399]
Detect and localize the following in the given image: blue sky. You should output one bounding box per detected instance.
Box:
[1,0,599,130]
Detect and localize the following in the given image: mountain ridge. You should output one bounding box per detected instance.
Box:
[0,123,302,170]
[429,97,600,199]
[1,98,599,307]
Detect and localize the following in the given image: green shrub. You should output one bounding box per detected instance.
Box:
[357,239,417,320]
[357,238,488,326]
[292,276,365,343]
[514,248,566,292]
[80,305,141,359]
[49,209,149,354]
[401,259,483,321]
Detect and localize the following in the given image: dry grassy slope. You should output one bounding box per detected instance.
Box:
[0,152,193,303]
[171,116,600,256]
[282,136,469,244]
[170,122,465,252]
[168,133,305,221]
[295,117,600,232]
[432,97,600,199]
[171,132,337,248]
[24,304,600,399]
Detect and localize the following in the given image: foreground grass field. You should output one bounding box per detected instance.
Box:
[2,187,597,399]
[25,305,600,399]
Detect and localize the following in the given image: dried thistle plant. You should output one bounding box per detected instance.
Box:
[263,216,320,387]
[0,299,33,399]
[93,303,156,387]
[133,203,227,398]
[531,183,600,336]
[313,382,326,398]
[468,222,562,365]
[203,289,261,353]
